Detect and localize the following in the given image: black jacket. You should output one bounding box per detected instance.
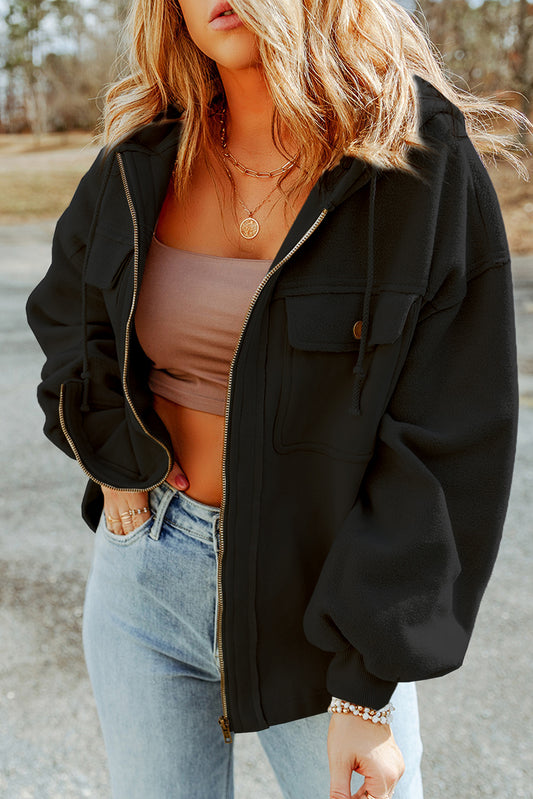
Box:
[26,75,519,736]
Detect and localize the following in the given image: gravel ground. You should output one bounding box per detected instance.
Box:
[1,221,532,798]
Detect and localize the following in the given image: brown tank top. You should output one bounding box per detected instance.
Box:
[134,235,273,415]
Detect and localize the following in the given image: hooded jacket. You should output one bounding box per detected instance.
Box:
[26,74,519,738]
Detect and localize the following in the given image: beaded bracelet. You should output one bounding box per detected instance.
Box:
[328,696,395,725]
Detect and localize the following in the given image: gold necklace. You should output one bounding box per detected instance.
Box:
[234,183,281,240]
[219,105,298,178]
[218,104,297,239]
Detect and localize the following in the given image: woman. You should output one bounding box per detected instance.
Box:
[26,0,530,797]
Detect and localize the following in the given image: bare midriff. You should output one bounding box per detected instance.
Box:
[150,139,316,507]
[154,393,226,507]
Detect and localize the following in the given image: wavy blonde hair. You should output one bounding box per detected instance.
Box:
[102,0,532,213]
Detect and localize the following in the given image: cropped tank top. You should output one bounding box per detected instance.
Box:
[134,236,273,415]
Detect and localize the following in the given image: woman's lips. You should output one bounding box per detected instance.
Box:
[209,11,243,31]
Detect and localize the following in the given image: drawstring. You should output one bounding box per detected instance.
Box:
[349,167,377,417]
[80,267,91,413]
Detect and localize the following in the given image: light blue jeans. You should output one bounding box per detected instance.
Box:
[82,481,424,799]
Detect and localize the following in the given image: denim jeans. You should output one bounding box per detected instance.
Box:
[82,481,424,799]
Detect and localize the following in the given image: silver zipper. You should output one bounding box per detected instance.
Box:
[216,208,329,741]
[58,153,173,492]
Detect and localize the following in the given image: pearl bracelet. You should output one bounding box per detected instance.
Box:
[328,696,395,725]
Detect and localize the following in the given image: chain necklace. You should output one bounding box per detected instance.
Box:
[219,104,297,178]
[234,182,281,239]
[218,104,298,239]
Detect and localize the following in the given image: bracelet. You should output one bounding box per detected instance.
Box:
[328,696,395,725]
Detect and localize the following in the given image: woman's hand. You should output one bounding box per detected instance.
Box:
[328,712,404,799]
[167,460,190,491]
[102,461,189,536]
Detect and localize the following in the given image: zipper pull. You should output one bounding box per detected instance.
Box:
[218,715,233,743]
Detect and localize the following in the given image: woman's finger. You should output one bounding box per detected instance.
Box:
[120,510,135,530]
[102,489,150,536]
[353,786,397,799]
[351,751,403,799]
[328,755,353,799]
[127,504,151,529]
[105,510,123,535]
[328,713,403,799]
[105,506,150,535]
[167,462,189,490]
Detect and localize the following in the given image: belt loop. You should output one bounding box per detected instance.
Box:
[148,482,176,541]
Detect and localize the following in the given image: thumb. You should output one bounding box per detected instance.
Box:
[168,461,189,490]
[329,758,353,799]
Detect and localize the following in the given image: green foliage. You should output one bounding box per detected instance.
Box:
[4,0,78,70]
[1,0,122,133]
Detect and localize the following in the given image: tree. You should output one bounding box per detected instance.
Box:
[1,0,123,134]
[3,1,73,134]
[508,0,533,133]
[417,0,532,142]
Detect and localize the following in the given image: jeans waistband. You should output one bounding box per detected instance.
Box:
[149,480,221,540]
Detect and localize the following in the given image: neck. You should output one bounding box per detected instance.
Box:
[216,65,295,166]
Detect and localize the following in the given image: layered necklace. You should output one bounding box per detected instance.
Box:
[218,104,298,240]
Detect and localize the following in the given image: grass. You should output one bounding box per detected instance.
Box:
[3,171,93,219]
[0,132,99,224]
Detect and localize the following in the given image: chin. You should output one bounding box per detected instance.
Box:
[208,34,260,72]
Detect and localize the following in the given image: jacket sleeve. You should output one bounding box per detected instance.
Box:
[25,149,119,459]
[303,132,519,710]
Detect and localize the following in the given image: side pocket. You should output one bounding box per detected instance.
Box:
[100,510,154,546]
[60,379,141,484]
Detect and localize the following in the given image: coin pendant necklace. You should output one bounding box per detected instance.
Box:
[218,103,298,240]
[236,184,280,240]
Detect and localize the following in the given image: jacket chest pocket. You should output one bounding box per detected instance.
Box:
[84,229,136,335]
[84,227,134,291]
[273,288,419,461]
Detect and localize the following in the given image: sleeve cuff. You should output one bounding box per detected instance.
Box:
[326,645,398,709]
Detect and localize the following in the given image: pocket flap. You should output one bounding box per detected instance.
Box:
[284,290,418,352]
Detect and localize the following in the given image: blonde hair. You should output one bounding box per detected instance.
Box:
[102,0,532,214]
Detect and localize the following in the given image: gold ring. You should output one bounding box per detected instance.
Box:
[106,515,121,524]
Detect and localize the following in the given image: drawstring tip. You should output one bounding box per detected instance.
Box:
[349,398,362,417]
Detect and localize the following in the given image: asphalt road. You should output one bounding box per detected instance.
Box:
[1,221,532,798]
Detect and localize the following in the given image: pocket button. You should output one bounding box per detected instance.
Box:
[352,320,363,339]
